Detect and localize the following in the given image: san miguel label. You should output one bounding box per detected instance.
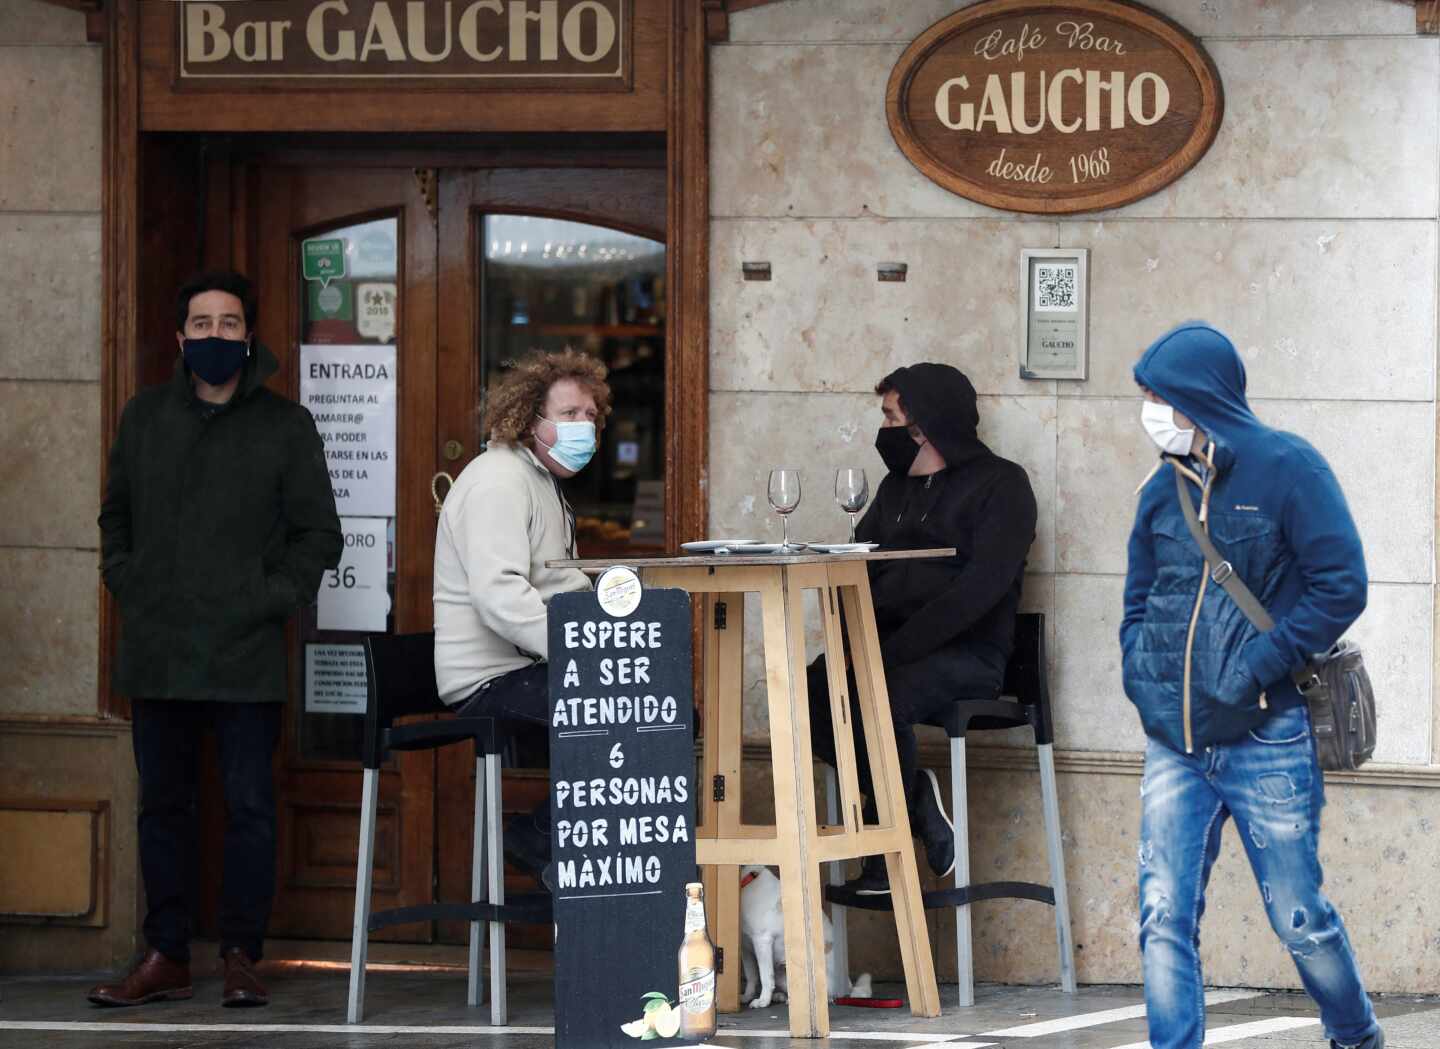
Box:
[174,0,631,91]
[886,0,1222,213]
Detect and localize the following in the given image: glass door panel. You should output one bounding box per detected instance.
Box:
[295,215,401,765]
[479,214,666,556]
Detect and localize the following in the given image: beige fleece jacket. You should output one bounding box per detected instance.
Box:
[433,441,591,705]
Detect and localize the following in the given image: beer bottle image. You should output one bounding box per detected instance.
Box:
[677,882,717,1039]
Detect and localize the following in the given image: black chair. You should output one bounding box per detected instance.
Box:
[825,613,1076,1006]
[346,633,551,1024]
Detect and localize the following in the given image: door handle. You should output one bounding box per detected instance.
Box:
[431,471,455,516]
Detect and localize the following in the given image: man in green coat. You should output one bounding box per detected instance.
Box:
[89,271,342,1009]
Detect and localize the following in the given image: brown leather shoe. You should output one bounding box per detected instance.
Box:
[87,948,192,1006]
[221,947,269,1007]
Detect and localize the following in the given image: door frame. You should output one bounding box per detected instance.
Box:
[95,0,711,716]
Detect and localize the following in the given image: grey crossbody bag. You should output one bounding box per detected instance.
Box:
[1173,468,1376,771]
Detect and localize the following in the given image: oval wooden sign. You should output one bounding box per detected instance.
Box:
[886,0,1223,214]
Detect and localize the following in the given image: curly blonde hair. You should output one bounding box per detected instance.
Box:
[484,349,612,444]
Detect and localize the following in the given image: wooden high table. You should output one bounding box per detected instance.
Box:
[548,549,950,1038]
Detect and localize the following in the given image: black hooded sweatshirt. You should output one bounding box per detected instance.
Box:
[857,364,1038,668]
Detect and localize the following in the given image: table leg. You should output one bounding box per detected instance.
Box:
[701,591,745,1013]
[818,580,863,837]
[645,569,757,1015]
[759,566,830,1038]
[838,565,941,1020]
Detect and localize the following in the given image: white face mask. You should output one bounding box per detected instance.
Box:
[1141,400,1196,456]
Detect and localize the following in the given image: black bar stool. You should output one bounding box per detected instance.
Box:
[346,633,551,1024]
[826,613,1076,1006]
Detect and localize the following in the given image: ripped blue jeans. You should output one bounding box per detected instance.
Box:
[1138,703,1379,1049]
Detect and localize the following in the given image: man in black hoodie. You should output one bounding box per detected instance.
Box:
[809,364,1037,894]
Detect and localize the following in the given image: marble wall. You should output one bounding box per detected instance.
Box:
[712,0,1440,991]
[0,2,138,973]
[0,1,103,717]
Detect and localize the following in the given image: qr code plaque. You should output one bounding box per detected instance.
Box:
[1033,262,1078,312]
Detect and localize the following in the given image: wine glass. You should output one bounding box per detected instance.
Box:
[834,468,869,542]
[767,469,802,550]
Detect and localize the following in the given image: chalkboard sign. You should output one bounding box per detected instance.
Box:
[549,586,699,1049]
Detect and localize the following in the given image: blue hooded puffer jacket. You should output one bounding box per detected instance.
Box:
[1120,323,1367,754]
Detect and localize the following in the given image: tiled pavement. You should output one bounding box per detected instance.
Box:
[0,958,1435,1049]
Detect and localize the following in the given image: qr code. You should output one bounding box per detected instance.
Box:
[1034,263,1078,312]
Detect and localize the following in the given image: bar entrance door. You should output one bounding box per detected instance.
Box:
[193,157,667,948]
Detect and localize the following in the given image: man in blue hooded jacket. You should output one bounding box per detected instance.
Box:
[1121,323,1383,1049]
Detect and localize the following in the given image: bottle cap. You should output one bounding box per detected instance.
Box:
[685,881,703,893]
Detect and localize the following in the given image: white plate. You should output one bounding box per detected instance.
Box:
[716,542,804,555]
[681,539,761,553]
[806,542,879,554]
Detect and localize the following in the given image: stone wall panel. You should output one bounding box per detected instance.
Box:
[1051,573,1146,753]
[711,218,1059,397]
[0,213,102,381]
[1072,219,1437,402]
[1114,39,1440,220]
[727,0,1416,44]
[711,44,1016,220]
[713,37,1438,221]
[0,1,90,44]
[0,380,101,550]
[0,45,102,212]
[1054,398,1155,577]
[0,549,98,717]
[1345,583,1434,765]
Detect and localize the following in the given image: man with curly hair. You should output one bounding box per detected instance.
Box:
[433,349,611,884]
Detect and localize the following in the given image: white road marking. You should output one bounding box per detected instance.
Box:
[982,989,1256,1036]
[718,1031,969,1042]
[1107,1014,1321,1049]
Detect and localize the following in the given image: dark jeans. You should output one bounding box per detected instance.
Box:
[807,643,1004,825]
[457,663,551,833]
[130,699,282,965]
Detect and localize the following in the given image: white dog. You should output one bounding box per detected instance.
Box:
[739,865,872,1009]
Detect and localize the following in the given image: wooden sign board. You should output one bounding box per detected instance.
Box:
[174,0,632,92]
[887,0,1222,213]
[549,586,699,1049]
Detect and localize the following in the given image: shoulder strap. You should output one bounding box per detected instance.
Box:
[1171,463,1275,633]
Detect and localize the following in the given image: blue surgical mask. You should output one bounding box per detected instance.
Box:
[182,336,249,386]
[536,416,597,472]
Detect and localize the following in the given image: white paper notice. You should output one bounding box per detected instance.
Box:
[304,644,368,715]
[300,344,396,517]
[317,516,389,632]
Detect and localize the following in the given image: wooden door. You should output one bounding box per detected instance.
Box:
[432,166,667,945]
[195,158,668,947]
[255,166,440,942]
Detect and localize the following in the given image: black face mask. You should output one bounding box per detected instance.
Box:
[182,336,249,386]
[875,426,922,475]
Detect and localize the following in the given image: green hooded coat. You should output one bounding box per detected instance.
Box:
[98,344,343,702]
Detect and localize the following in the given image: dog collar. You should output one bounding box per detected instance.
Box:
[739,871,759,889]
